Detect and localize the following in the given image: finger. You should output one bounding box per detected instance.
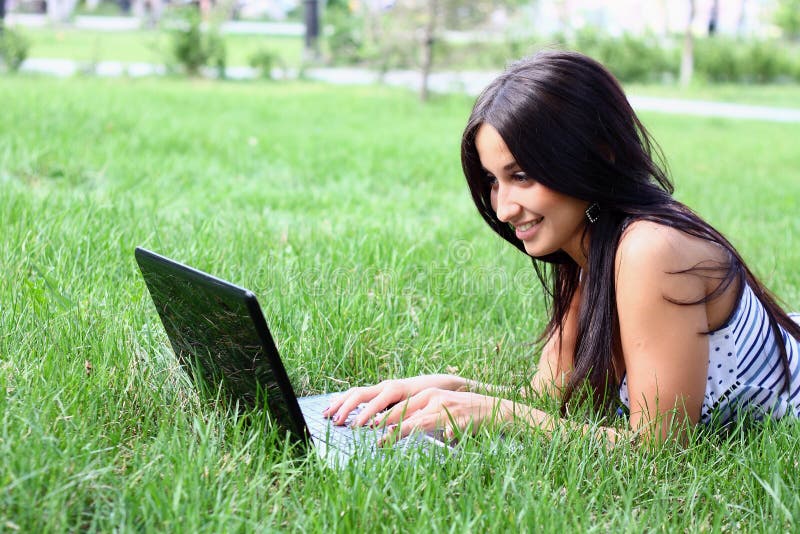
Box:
[443,423,461,444]
[353,388,405,427]
[324,379,398,416]
[377,389,437,427]
[328,386,378,425]
[321,393,346,416]
[378,412,441,447]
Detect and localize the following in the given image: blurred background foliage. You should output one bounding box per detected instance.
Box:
[2,0,800,87]
[322,0,800,86]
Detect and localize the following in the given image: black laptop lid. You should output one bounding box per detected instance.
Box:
[135,247,309,444]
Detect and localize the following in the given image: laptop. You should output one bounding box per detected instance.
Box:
[134,247,448,465]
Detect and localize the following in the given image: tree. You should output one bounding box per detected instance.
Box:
[418,0,438,101]
[377,0,523,101]
[774,0,800,40]
[707,0,719,35]
[304,0,321,61]
[327,0,525,100]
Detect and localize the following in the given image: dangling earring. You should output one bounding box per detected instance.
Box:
[585,202,600,224]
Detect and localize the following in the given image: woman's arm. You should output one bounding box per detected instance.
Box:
[374,389,637,446]
[614,221,712,442]
[329,272,583,427]
[527,281,581,399]
[380,223,719,446]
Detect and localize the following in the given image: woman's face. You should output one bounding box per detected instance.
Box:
[475,123,590,266]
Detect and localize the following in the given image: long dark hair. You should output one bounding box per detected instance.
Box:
[461,50,800,415]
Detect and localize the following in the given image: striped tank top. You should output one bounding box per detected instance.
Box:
[619,283,800,426]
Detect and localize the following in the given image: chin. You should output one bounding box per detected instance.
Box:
[523,243,549,257]
[523,243,561,260]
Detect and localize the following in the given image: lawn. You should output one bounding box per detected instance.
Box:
[20,27,304,67]
[1,76,799,531]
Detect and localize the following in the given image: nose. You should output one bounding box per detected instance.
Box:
[493,183,521,223]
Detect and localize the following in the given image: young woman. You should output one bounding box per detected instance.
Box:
[323,50,800,445]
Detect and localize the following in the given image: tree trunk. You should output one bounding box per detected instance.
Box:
[679,0,696,88]
[708,0,719,35]
[419,0,438,102]
[303,0,319,61]
[0,0,6,34]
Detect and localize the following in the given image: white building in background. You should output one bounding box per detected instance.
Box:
[4,0,781,38]
[253,0,779,40]
[510,0,778,39]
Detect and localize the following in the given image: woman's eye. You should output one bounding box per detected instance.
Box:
[513,172,530,182]
[485,174,498,186]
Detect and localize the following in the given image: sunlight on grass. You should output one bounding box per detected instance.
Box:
[1,77,799,530]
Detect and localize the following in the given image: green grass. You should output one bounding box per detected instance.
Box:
[1,77,799,531]
[21,27,303,67]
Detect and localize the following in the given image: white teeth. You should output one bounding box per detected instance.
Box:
[516,219,542,232]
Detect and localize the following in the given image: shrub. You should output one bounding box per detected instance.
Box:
[602,33,674,83]
[325,3,365,65]
[166,7,227,78]
[794,49,800,81]
[740,40,793,83]
[694,37,799,83]
[694,37,743,83]
[774,0,800,40]
[571,29,674,83]
[0,28,31,73]
[249,48,284,80]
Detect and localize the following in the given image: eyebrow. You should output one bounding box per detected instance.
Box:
[481,161,521,174]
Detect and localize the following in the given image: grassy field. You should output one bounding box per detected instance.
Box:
[1,76,799,531]
[20,27,304,67]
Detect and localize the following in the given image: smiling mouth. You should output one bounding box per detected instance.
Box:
[514,218,543,232]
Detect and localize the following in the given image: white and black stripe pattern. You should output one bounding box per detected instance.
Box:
[619,284,800,427]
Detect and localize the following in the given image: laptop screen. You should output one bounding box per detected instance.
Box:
[135,248,307,443]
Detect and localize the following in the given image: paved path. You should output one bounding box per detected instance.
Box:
[18,58,800,124]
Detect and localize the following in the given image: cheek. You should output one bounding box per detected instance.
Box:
[489,189,498,212]
[538,189,588,222]
[535,187,563,210]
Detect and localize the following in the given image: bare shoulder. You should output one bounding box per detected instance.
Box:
[616,220,701,270]
[615,220,718,304]
[613,219,716,437]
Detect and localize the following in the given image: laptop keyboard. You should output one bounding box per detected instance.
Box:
[298,394,453,461]
[300,395,385,448]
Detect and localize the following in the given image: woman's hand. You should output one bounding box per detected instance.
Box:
[375,388,512,444]
[322,374,467,427]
